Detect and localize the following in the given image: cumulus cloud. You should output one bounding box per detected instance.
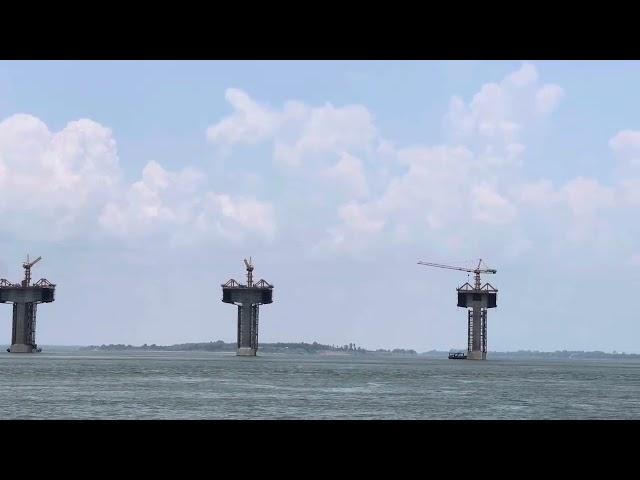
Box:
[380,145,475,227]
[338,202,384,234]
[323,145,478,249]
[207,88,376,168]
[273,103,376,167]
[100,161,276,244]
[513,176,618,244]
[609,130,640,167]
[505,62,539,87]
[320,202,385,254]
[518,180,563,209]
[563,177,615,218]
[619,178,640,206]
[471,185,517,224]
[536,84,565,114]
[319,64,623,255]
[312,62,635,259]
[99,161,204,240]
[0,112,276,246]
[324,152,369,198]
[206,88,281,146]
[6,62,637,266]
[445,62,564,154]
[196,192,276,242]
[558,177,616,241]
[0,114,120,238]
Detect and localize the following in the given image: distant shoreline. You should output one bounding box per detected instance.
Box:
[70,342,640,359]
[78,341,418,356]
[420,350,640,360]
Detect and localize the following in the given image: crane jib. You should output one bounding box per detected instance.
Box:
[417,261,497,275]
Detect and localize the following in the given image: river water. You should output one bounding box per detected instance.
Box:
[1,350,638,419]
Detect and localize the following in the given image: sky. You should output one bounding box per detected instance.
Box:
[0,60,639,353]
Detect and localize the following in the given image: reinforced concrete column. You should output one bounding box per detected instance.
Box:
[468,305,484,360]
[10,302,35,353]
[237,303,256,356]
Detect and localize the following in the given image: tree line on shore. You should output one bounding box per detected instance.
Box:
[80,340,418,355]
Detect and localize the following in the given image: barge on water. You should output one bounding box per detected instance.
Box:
[448,352,467,360]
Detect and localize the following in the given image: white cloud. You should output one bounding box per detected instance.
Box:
[0,111,276,245]
[471,184,517,224]
[318,64,629,255]
[0,114,120,239]
[379,146,474,227]
[324,152,369,198]
[196,192,276,242]
[324,145,477,250]
[506,142,526,159]
[505,62,539,87]
[609,130,640,167]
[99,161,205,240]
[560,177,616,241]
[207,89,376,168]
[562,177,615,218]
[321,202,384,253]
[338,202,384,234]
[206,88,281,146]
[445,63,564,151]
[100,161,276,244]
[536,84,565,114]
[273,103,376,167]
[518,180,563,209]
[619,179,640,206]
[7,65,621,261]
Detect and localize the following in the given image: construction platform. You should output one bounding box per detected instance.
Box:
[0,256,56,353]
[221,258,273,356]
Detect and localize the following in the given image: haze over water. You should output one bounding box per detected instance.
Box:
[1,350,638,419]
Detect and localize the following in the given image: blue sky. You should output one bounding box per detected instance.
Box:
[0,60,639,352]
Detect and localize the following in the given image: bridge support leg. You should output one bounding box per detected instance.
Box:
[237,303,258,356]
[467,306,486,360]
[10,302,38,353]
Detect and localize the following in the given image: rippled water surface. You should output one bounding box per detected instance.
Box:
[1,351,639,419]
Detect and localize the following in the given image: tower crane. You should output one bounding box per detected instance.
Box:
[244,257,254,287]
[22,255,42,287]
[1,255,55,353]
[417,259,496,290]
[417,258,498,360]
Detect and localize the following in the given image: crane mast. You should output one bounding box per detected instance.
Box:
[22,255,42,287]
[244,257,254,287]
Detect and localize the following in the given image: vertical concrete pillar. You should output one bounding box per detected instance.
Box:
[10,302,36,353]
[468,306,486,360]
[237,303,257,356]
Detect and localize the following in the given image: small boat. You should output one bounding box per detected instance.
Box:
[448,352,467,360]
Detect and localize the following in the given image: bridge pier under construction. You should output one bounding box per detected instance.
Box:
[0,256,56,353]
[222,258,273,356]
[419,259,498,361]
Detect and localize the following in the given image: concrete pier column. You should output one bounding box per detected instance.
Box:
[221,259,273,358]
[0,257,55,353]
[237,303,258,356]
[10,302,36,353]
[467,306,486,360]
